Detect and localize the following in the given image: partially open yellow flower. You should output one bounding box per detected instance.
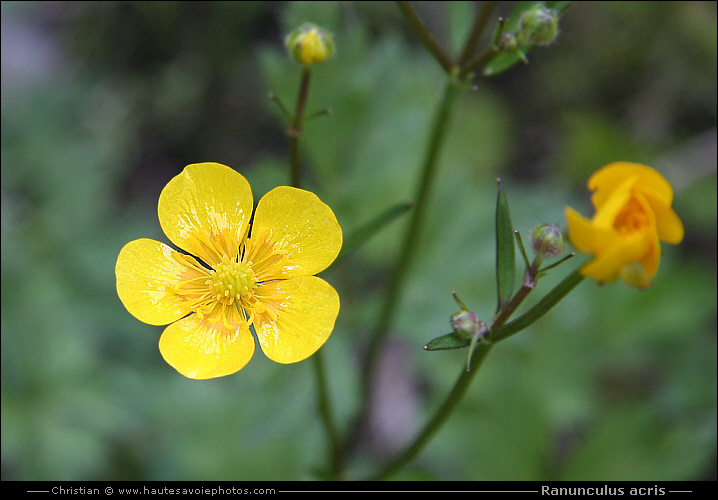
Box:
[565,162,684,288]
[116,163,342,379]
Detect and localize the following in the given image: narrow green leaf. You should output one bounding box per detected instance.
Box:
[490,267,585,343]
[330,200,413,268]
[482,49,532,77]
[495,179,515,312]
[424,332,471,351]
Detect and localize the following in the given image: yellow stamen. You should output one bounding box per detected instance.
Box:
[169,229,295,333]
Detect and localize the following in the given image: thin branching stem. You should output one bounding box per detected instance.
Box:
[397,1,456,75]
[371,267,585,479]
[461,45,500,75]
[458,1,500,67]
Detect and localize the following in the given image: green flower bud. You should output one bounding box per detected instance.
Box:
[496,32,518,53]
[530,223,566,259]
[285,23,335,66]
[451,309,480,340]
[517,4,559,46]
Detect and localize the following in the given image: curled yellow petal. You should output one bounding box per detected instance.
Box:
[591,176,636,230]
[580,231,653,283]
[638,233,661,281]
[251,186,342,277]
[641,190,684,244]
[158,163,254,266]
[159,314,255,379]
[589,162,674,209]
[116,238,193,326]
[565,207,620,255]
[254,276,340,364]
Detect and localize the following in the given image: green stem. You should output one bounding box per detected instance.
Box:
[362,79,463,385]
[330,200,414,270]
[371,342,494,480]
[371,268,585,480]
[289,67,312,188]
[461,45,499,75]
[312,351,343,478]
[284,66,342,477]
[397,1,456,75]
[490,268,585,343]
[354,78,464,456]
[458,1,500,67]
[490,257,541,326]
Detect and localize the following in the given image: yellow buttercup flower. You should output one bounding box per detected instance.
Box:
[565,162,684,288]
[116,163,342,379]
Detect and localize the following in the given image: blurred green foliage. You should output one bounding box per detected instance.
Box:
[1,1,715,481]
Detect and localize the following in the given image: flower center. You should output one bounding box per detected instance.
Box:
[614,197,650,236]
[210,258,256,305]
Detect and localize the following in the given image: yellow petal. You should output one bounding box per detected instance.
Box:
[589,162,674,208]
[565,207,620,255]
[580,231,652,283]
[116,238,193,326]
[251,186,342,277]
[638,233,661,281]
[631,194,662,279]
[591,176,635,229]
[254,276,340,364]
[158,314,255,379]
[641,190,684,244]
[158,163,254,265]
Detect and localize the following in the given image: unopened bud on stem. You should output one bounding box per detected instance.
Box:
[451,309,480,340]
[285,23,335,66]
[517,4,559,46]
[530,223,566,260]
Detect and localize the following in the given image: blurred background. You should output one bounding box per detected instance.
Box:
[1,1,715,481]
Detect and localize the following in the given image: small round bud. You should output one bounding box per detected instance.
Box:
[530,223,566,259]
[285,23,335,66]
[517,4,559,46]
[496,32,518,53]
[451,310,480,340]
